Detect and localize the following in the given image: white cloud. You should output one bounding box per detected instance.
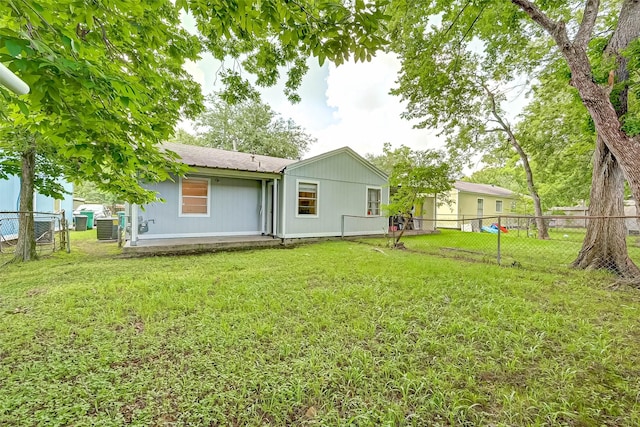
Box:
[305,52,444,158]
[181,48,462,162]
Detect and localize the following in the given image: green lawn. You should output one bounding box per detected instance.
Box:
[2,231,640,425]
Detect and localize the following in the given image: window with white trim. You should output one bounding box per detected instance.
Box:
[180,177,209,216]
[297,182,318,215]
[495,200,503,213]
[367,187,381,216]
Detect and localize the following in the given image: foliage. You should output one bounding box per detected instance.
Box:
[463,145,527,193]
[2,233,640,425]
[0,130,68,199]
[383,145,455,244]
[194,95,315,159]
[169,129,199,146]
[0,0,203,203]
[365,142,408,175]
[515,64,595,208]
[182,0,389,103]
[74,181,120,205]
[0,0,389,260]
[0,0,389,202]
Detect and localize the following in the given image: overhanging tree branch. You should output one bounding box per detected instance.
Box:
[574,0,600,48]
[509,0,572,48]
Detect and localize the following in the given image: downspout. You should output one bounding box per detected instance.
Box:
[131,203,139,246]
[273,179,278,237]
[0,63,30,95]
[261,179,266,235]
[281,170,286,240]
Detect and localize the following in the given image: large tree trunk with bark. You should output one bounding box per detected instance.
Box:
[572,138,639,276]
[571,0,640,275]
[14,144,38,262]
[512,0,640,276]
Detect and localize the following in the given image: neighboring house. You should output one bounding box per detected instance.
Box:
[552,201,640,233]
[129,143,389,243]
[436,181,516,229]
[0,175,73,214]
[0,174,74,241]
[549,205,589,228]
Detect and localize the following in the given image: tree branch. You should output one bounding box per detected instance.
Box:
[510,0,559,33]
[574,0,600,48]
[510,0,572,48]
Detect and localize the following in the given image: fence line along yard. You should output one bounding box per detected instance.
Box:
[347,215,640,273]
[0,211,71,259]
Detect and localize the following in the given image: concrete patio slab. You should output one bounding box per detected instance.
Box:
[122,235,282,256]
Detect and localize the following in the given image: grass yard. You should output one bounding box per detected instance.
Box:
[2,231,640,425]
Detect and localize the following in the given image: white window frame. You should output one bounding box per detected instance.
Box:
[495,200,503,213]
[296,179,319,218]
[179,176,211,217]
[366,186,382,216]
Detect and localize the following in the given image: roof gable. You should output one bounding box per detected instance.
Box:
[163,142,297,173]
[285,146,387,180]
[454,181,514,197]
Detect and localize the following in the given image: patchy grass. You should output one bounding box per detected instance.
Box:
[2,232,640,425]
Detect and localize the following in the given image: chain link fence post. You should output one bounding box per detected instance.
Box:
[497,215,502,265]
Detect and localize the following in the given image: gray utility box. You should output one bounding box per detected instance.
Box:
[74,215,88,231]
[96,218,119,240]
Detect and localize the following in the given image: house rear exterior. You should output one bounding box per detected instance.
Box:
[436,181,515,229]
[130,143,388,244]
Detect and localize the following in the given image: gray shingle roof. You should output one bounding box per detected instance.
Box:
[455,181,514,197]
[162,142,297,173]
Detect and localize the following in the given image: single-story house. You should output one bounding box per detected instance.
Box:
[128,143,389,244]
[0,174,74,241]
[436,181,516,229]
[0,175,73,214]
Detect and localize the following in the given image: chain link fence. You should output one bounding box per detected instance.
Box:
[0,211,70,261]
[347,215,640,273]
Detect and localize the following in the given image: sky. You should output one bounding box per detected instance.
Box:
[181,51,443,159]
[179,13,528,162]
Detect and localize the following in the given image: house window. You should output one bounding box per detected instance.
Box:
[180,177,209,216]
[367,187,381,215]
[297,181,318,216]
[495,200,503,213]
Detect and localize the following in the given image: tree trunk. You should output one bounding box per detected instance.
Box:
[394,215,410,246]
[572,137,639,276]
[14,143,38,262]
[484,85,549,239]
[571,0,640,275]
[511,0,640,273]
[552,6,640,238]
[509,137,548,239]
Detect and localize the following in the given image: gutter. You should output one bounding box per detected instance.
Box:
[0,63,29,95]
